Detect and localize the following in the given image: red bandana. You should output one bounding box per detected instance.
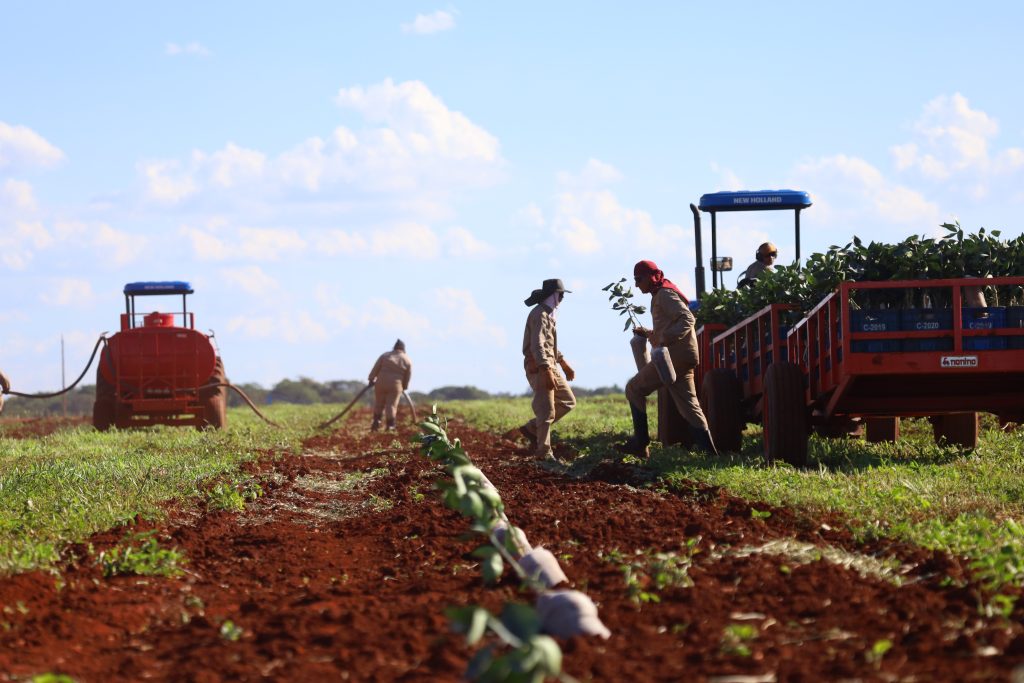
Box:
[633,260,688,304]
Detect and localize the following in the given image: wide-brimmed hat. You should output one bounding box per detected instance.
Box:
[524,278,571,306]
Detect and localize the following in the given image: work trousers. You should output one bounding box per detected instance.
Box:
[625,361,708,432]
[526,369,576,457]
[373,380,404,428]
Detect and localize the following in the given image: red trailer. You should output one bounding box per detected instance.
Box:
[93,281,227,430]
[761,277,1024,465]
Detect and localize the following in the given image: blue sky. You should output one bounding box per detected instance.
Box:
[3,2,1024,395]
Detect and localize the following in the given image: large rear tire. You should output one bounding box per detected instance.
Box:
[200,357,228,430]
[865,417,900,443]
[701,369,744,453]
[93,349,116,431]
[762,362,808,467]
[932,412,978,450]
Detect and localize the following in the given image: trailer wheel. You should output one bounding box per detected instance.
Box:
[93,350,116,431]
[866,417,900,443]
[200,357,228,430]
[932,412,978,450]
[762,362,808,467]
[701,369,744,453]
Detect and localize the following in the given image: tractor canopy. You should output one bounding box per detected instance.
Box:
[698,190,812,212]
[124,281,194,295]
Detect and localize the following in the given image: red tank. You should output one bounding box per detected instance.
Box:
[93,282,227,430]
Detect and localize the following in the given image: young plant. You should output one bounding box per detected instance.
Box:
[447,604,563,682]
[602,278,647,332]
[599,539,700,604]
[97,530,186,577]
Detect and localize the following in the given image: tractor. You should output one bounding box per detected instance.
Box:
[93,281,227,430]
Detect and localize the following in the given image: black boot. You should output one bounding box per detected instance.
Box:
[615,402,650,458]
[691,425,719,456]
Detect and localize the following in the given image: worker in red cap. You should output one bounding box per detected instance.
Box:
[617,260,716,458]
[368,339,412,431]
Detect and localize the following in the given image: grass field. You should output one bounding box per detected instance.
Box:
[444,396,1024,603]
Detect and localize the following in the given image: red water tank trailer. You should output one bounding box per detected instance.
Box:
[93,281,227,430]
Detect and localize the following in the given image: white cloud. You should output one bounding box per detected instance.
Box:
[358,298,431,338]
[221,266,278,295]
[429,287,505,345]
[227,311,328,343]
[316,222,440,258]
[444,226,493,257]
[206,143,266,187]
[793,154,942,229]
[556,158,623,189]
[401,10,456,35]
[0,221,53,269]
[0,122,64,170]
[165,41,211,57]
[516,203,546,229]
[52,221,147,267]
[140,159,198,203]
[180,224,306,261]
[40,278,94,306]
[710,162,744,191]
[1,179,36,211]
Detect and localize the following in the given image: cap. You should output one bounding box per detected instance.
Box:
[518,547,568,588]
[536,589,611,639]
[393,339,406,351]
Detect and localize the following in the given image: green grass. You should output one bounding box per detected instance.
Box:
[448,396,1024,600]
[0,403,340,575]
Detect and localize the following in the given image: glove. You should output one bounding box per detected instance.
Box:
[558,359,575,382]
[632,326,653,340]
[542,366,557,391]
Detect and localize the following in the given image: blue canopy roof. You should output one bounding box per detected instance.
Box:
[123,281,194,296]
[699,190,812,212]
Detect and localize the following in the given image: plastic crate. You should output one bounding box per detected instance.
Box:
[850,309,901,353]
[901,309,953,352]
[1007,307,1024,350]
[963,307,1007,350]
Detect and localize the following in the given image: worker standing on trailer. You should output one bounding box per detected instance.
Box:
[0,369,9,413]
[368,339,412,431]
[515,279,576,462]
[738,242,778,288]
[618,260,717,458]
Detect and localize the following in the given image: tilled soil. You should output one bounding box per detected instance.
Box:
[2,410,1024,682]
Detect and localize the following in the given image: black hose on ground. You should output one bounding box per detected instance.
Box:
[317,383,373,430]
[3,335,108,399]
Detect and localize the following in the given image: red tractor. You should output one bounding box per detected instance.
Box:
[93,281,227,430]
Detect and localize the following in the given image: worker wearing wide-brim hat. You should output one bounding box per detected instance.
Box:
[515,279,577,461]
[618,260,716,458]
[368,339,412,431]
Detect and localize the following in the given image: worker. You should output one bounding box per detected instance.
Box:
[738,242,778,288]
[963,275,990,308]
[368,339,412,431]
[617,260,717,458]
[0,369,9,413]
[516,278,576,462]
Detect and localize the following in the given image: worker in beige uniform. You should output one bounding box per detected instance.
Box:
[368,339,412,431]
[617,260,717,458]
[0,369,9,413]
[738,242,777,288]
[517,279,577,461]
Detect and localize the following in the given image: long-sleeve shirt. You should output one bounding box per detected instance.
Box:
[369,350,412,390]
[650,287,699,368]
[522,304,563,372]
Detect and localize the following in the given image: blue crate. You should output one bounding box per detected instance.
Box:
[963,307,1007,350]
[850,309,901,353]
[1004,307,1024,349]
[901,308,953,352]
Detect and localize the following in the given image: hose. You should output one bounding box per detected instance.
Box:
[317,383,373,430]
[208,382,282,428]
[3,335,108,399]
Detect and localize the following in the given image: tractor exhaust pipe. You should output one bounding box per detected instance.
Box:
[691,203,705,300]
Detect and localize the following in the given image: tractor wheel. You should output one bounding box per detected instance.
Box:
[932,412,978,450]
[93,350,116,431]
[865,417,900,443]
[200,357,228,430]
[701,369,744,453]
[762,362,808,467]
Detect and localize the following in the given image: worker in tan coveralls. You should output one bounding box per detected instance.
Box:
[516,279,576,461]
[617,260,717,458]
[0,369,9,414]
[368,339,412,431]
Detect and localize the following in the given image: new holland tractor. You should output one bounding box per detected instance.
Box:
[93,281,227,430]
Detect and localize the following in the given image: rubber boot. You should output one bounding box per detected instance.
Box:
[615,403,650,458]
[691,425,719,456]
[386,419,396,431]
[370,417,381,432]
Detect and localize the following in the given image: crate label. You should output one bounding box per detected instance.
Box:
[861,323,888,331]
[915,321,940,330]
[940,355,979,368]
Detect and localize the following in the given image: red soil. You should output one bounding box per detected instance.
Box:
[2,409,1024,681]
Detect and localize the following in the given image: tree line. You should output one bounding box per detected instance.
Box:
[0,378,623,418]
